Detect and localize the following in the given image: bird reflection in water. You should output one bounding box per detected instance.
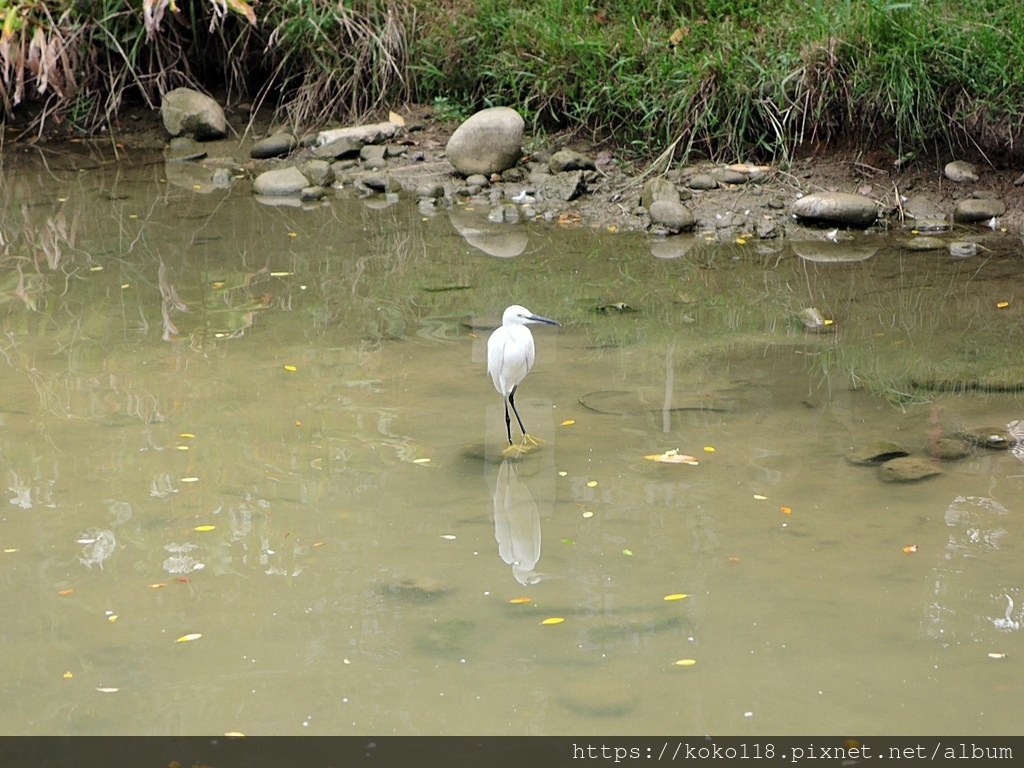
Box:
[492,458,548,586]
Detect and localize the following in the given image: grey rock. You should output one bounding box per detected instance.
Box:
[316,122,400,148]
[534,170,586,201]
[648,199,695,231]
[300,186,327,202]
[791,192,878,227]
[957,427,1014,450]
[711,168,748,185]
[465,174,490,188]
[385,144,407,158]
[252,166,308,196]
[298,159,334,187]
[756,218,780,239]
[641,177,680,209]
[944,160,978,183]
[362,173,398,193]
[250,132,297,159]
[445,106,525,176]
[903,236,946,252]
[549,149,596,173]
[416,183,444,199]
[360,144,387,162]
[911,217,950,232]
[1014,172,1024,187]
[313,136,364,160]
[953,198,1005,223]
[948,241,978,258]
[879,456,942,482]
[165,136,207,162]
[686,174,719,190]
[161,87,227,140]
[363,157,387,170]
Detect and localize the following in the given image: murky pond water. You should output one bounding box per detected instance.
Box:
[2,144,1022,736]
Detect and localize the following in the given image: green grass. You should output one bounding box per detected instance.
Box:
[2,1,1023,163]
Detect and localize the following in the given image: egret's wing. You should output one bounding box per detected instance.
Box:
[486,328,507,394]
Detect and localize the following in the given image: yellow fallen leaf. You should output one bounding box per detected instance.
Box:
[587,480,598,487]
[288,232,298,238]
[753,494,767,500]
[388,110,405,126]
[284,365,297,372]
[95,687,120,693]
[582,510,594,518]
[997,301,1009,308]
[903,544,918,554]
[58,589,74,596]
[509,597,532,604]
[703,446,715,452]
[108,615,118,623]
[194,525,216,532]
[180,477,199,483]
[63,671,74,679]
[560,419,576,426]
[781,506,792,515]
[176,445,189,451]
[412,458,431,464]
[669,27,685,45]
[179,433,195,439]
[663,593,689,601]
[674,659,697,666]
[988,652,1007,659]
[558,471,568,477]
[3,548,20,553]
[148,583,167,589]
[541,617,565,625]
[643,449,699,465]
[175,633,203,643]
[312,541,326,548]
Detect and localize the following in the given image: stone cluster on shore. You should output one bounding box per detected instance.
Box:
[160,89,1021,249]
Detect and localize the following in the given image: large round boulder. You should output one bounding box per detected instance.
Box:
[791,192,878,228]
[161,87,227,140]
[445,107,524,176]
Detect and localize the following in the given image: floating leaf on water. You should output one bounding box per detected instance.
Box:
[988,652,1008,659]
[903,544,919,554]
[728,557,741,562]
[175,633,202,643]
[63,671,73,679]
[781,506,793,515]
[586,480,598,487]
[582,511,594,518]
[664,594,689,601]
[95,687,120,693]
[643,449,699,465]
[180,477,199,483]
[558,471,568,477]
[269,271,294,277]
[284,365,297,372]
[509,597,532,604]
[4,548,19,553]
[174,577,190,583]
[440,534,456,540]
[412,458,431,464]
[148,583,167,589]
[176,445,189,451]
[560,538,575,545]
[753,494,767,500]
[623,549,634,556]
[312,541,326,548]
[673,659,697,667]
[703,446,715,452]
[179,433,195,439]
[541,617,565,625]
[108,615,118,623]
[560,419,576,426]
[58,589,74,596]
[194,525,216,532]
[288,232,297,238]
[997,301,1009,308]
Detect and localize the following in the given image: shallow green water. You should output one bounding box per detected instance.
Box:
[1,145,1022,735]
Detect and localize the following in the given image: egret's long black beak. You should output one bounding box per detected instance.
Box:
[528,315,561,327]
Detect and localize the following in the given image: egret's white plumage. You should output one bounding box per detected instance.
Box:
[487,305,561,445]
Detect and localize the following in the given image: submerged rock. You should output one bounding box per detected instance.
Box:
[928,436,973,460]
[251,132,298,159]
[846,441,909,465]
[879,456,942,482]
[791,192,878,227]
[956,427,1014,450]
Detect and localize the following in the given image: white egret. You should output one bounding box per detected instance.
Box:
[487,305,561,446]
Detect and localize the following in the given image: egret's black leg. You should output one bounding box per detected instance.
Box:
[508,384,528,438]
[503,399,513,444]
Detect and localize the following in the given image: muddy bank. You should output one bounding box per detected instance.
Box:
[5,100,1022,246]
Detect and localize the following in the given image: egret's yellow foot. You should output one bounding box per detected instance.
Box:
[521,433,544,446]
